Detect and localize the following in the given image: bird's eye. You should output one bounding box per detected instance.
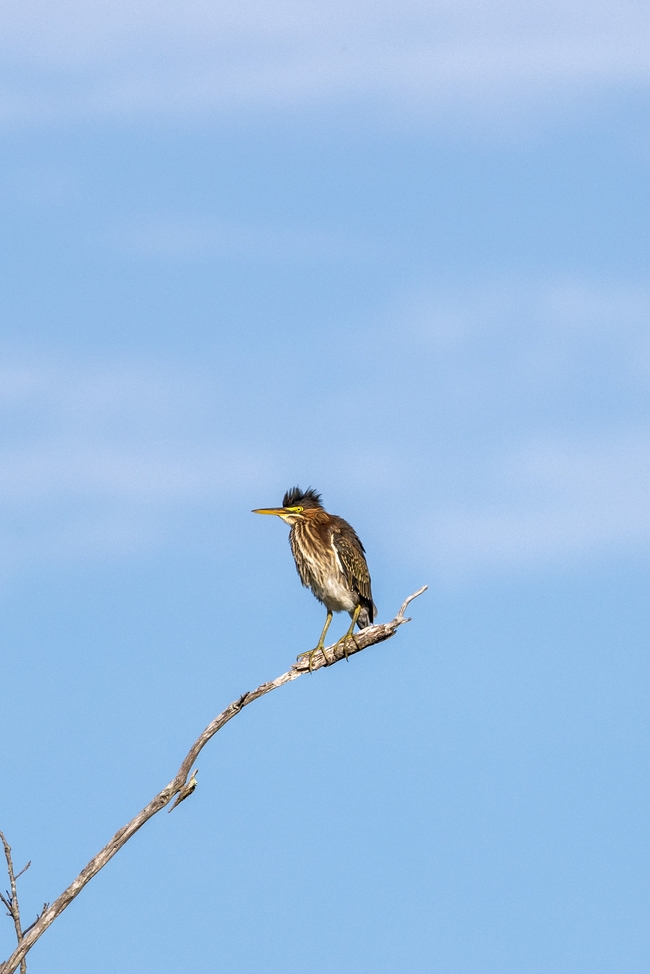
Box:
[286,506,304,513]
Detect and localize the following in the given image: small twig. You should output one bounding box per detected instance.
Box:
[396,585,428,621]
[168,769,199,812]
[22,907,48,939]
[0,833,28,974]
[0,586,427,974]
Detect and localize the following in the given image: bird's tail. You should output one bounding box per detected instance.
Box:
[357,601,377,629]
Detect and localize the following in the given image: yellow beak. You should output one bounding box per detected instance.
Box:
[252,508,286,516]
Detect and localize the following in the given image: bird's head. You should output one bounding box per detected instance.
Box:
[252,486,324,524]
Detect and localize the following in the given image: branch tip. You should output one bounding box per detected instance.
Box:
[396,585,428,622]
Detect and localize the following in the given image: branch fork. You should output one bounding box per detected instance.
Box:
[0,833,30,974]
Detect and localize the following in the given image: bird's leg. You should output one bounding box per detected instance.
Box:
[335,604,361,661]
[296,610,333,672]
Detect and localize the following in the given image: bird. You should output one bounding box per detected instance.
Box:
[252,486,375,669]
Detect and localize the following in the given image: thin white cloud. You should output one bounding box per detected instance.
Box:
[0,0,647,126]
[118,217,391,264]
[0,361,267,500]
[384,278,650,578]
[0,360,270,571]
[427,431,650,577]
[0,444,260,501]
[2,276,650,579]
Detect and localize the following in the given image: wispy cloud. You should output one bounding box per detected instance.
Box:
[0,360,270,571]
[118,217,391,264]
[426,431,650,576]
[0,0,648,127]
[1,276,649,579]
[381,278,650,578]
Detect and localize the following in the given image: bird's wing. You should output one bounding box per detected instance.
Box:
[332,529,372,602]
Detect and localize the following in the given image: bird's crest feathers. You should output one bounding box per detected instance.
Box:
[282,486,323,509]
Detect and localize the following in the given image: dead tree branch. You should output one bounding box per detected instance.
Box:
[0,833,29,974]
[0,585,427,974]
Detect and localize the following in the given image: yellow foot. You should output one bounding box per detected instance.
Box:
[333,632,357,661]
[296,646,327,671]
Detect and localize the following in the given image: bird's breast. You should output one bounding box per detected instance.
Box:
[312,572,357,613]
[290,525,357,613]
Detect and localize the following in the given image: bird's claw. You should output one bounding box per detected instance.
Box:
[334,633,356,661]
[296,646,327,671]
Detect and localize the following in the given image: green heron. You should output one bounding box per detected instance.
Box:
[253,487,375,669]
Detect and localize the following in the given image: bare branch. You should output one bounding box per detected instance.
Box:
[0,586,427,974]
[0,833,28,974]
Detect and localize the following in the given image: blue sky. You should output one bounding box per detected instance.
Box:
[1,2,649,972]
